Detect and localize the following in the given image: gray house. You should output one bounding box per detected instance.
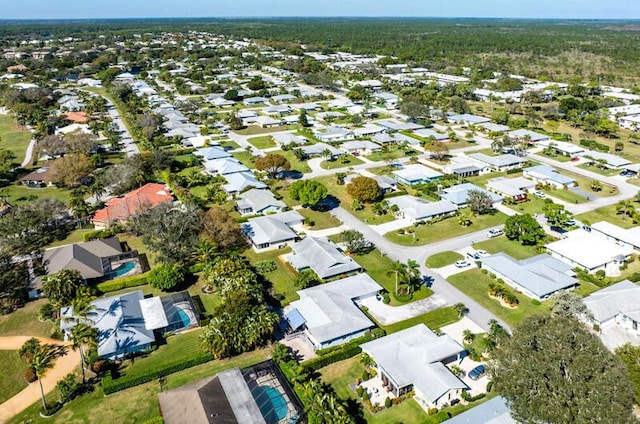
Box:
[242,210,304,251]
[287,237,361,280]
[236,189,286,216]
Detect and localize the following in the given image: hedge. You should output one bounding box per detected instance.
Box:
[303,344,362,371]
[96,273,148,293]
[101,352,212,394]
[83,226,124,242]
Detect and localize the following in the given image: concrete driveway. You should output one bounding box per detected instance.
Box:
[359,294,449,326]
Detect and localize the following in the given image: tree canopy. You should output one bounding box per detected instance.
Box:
[289,179,328,207]
[255,153,291,178]
[504,213,546,245]
[42,269,84,307]
[147,263,185,291]
[346,176,381,203]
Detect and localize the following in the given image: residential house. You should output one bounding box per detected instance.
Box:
[468,153,527,172]
[537,139,584,157]
[313,126,354,143]
[523,165,575,188]
[204,158,249,176]
[222,172,267,195]
[236,189,286,216]
[272,133,308,147]
[440,183,503,207]
[447,114,490,125]
[272,93,297,103]
[92,183,175,229]
[486,177,536,201]
[241,210,304,251]
[443,157,491,178]
[481,123,511,133]
[242,96,268,106]
[582,150,631,170]
[445,396,516,424]
[376,119,424,132]
[19,163,58,187]
[589,221,640,251]
[301,142,342,159]
[194,146,232,161]
[345,174,398,194]
[480,253,578,300]
[361,325,468,409]
[340,140,382,156]
[545,228,633,276]
[392,164,443,186]
[352,124,385,138]
[264,105,291,116]
[284,274,382,350]
[287,237,361,280]
[413,128,449,141]
[387,196,458,223]
[508,129,550,143]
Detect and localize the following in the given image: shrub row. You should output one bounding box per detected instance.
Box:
[303,344,363,371]
[96,273,148,293]
[579,139,609,153]
[83,226,124,242]
[488,282,519,306]
[506,168,522,175]
[102,352,212,394]
[315,328,385,356]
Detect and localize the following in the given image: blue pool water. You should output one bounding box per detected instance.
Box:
[176,308,191,327]
[254,385,288,423]
[110,262,136,277]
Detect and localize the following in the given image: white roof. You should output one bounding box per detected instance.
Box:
[288,237,361,279]
[590,221,640,249]
[241,210,303,246]
[487,177,535,197]
[139,296,169,330]
[583,280,640,324]
[545,229,633,270]
[393,164,443,182]
[387,196,457,221]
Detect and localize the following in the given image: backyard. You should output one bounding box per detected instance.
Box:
[0,113,31,164]
[0,350,28,405]
[385,210,507,246]
[242,247,300,305]
[366,145,417,162]
[0,299,54,337]
[320,155,365,170]
[0,183,71,205]
[297,207,342,230]
[269,149,312,174]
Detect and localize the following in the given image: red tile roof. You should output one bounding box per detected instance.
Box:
[92,183,174,227]
[63,111,88,123]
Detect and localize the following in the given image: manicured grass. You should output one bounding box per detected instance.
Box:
[233,124,298,136]
[231,151,256,168]
[10,348,270,424]
[385,210,507,246]
[537,151,572,162]
[0,299,54,338]
[242,247,300,305]
[315,175,395,225]
[473,236,540,260]
[573,280,601,298]
[545,187,587,204]
[320,155,364,170]
[467,170,510,188]
[576,204,638,229]
[0,114,31,165]
[378,306,461,334]
[247,135,276,149]
[270,149,312,174]
[578,163,621,177]
[0,183,71,205]
[426,251,464,268]
[559,168,618,197]
[506,196,549,215]
[0,350,28,404]
[352,249,433,306]
[366,146,418,162]
[47,228,94,248]
[219,139,240,150]
[448,269,551,327]
[298,207,342,230]
[117,233,159,268]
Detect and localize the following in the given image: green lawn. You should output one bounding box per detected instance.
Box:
[247,135,276,149]
[467,170,510,188]
[233,124,298,136]
[117,233,159,268]
[0,183,71,205]
[47,228,94,248]
[0,299,54,338]
[448,269,551,327]
[0,350,28,404]
[537,152,573,162]
[385,210,507,246]
[320,155,365,170]
[560,168,618,197]
[10,348,270,424]
[352,249,433,306]
[426,251,464,268]
[242,247,300,305]
[506,197,549,215]
[231,151,256,168]
[270,149,312,173]
[578,163,620,177]
[0,114,31,165]
[576,204,638,229]
[376,306,461,334]
[366,146,417,162]
[298,208,342,230]
[545,187,587,204]
[473,236,540,260]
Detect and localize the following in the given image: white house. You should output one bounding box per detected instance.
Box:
[523,165,575,188]
[392,164,443,186]
[387,196,458,223]
[340,140,382,156]
[287,236,361,280]
[313,126,354,143]
[468,153,527,172]
[241,210,304,251]
[486,177,536,201]
[235,189,286,216]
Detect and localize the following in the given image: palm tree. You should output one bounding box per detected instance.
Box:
[19,338,67,412]
[462,329,475,344]
[406,260,422,294]
[617,200,635,221]
[454,302,469,317]
[360,353,375,370]
[591,180,602,192]
[69,323,98,383]
[458,212,472,227]
[321,148,333,163]
[386,261,408,296]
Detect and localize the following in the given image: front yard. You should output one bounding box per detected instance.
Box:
[320,155,365,170]
[426,251,464,268]
[385,210,507,246]
[366,145,418,162]
[0,350,28,404]
[576,204,638,228]
[247,135,276,149]
[473,237,540,260]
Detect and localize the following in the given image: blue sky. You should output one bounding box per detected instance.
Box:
[2,0,639,20]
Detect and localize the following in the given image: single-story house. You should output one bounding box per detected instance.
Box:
[271,93,297,103]
[245,115,282,128]
[582,150,632,169]
[486,177,536,201]
[316,111,346,122]
[447,114,490,125]
[287,236,361,280]
[243,96,268,106]
[545,229,633,276]
[413,128,449,141]
[352,124,385,138]
[345,174,398,194]
[300,142,342,159]
[236,189,286,216]
[293,102,320,111]
[92,183,175,229]
[195,146,232,161]
[241,210,304,251]
[590,221,640,251]
[159,360,303,424]
[583,280,640,347]
[443,158,491,178]
[376,119,424,132]
[204,158,249,176]
[468,153,527,172]
[237,109,258,120]
[19,163,56,187]
[480,253,579,301]
[222,172,267,194]
[440,183,502,207]
[508,129,550,143]
[387,196,458,223]
[313,126,354,143]
[340,140,382,156]
[481,123,511,133]
[445,396,516,424]
[393,164,443,186]
[284,274,382,350]
[537,139,585,156]
[523,165,575,188]
[263,105,291,116]
[272,133,308,147]
[209,97,236,107]
[361,324,468,409]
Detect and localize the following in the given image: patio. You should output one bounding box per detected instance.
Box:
[358,375,396,407]
[281,334,317,362]
[599,325,640,351]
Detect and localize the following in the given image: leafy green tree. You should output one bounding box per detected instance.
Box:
[340,230,373,255]
[504,213,545,245]
[294,269,321,289]
[255,153,291,178]
[550,291,592,321]
[202,256,261,300]
[467,189,494,215]
[42,270,84,308]
[202,206,247,251]
[426,141,449,161]
[289,180,328,207]
[147,264,185,291]
[19,338,67,412]
[223,89,239,101]
[299,109,309,127]
[492,315,636,424]
[346,176,381,203]
[56,373,80,404]
[616,344,640,405]
[544,202,573,227]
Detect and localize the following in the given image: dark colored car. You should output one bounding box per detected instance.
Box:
[550,225,567,234]
[469,364,486,380]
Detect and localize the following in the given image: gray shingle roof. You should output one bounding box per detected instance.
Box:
[43,238,122,279]
[386,196,457,221]
[445,396,516,424]
[288,237,361,279]
[241,211,303,246]
[236,189,285,214]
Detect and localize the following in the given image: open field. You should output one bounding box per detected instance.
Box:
[0,299,54,338]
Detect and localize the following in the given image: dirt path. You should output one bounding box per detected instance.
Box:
[0,337,78,424]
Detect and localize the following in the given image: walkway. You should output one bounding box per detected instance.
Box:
[0,337,78,424]
[20,139,36,168]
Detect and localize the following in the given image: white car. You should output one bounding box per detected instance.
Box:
[476,250,490,258]
[487,229,504,238]
[455,260,471,268]
[533,191,547,198]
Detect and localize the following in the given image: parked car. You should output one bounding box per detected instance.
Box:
[566,219,576,227]
[467,251,481,261]
[487,229,503,238]
[469,364,486,380]
[533,191,546,198]
[550,225,568,234]
[455,260,471,268]
[476,250,490,258]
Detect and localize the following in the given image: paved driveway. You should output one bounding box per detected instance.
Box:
[360,294,449,326]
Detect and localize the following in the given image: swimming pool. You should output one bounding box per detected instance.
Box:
[254,385,288,423]
[109,262,136,277]
[176,308,191,327]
